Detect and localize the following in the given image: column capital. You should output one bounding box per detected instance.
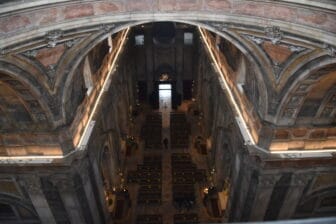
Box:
[259,174,281,188]
[19,175,42,194]
[73,158,91,184]
[50,174,75,191]
[291,173,313,186]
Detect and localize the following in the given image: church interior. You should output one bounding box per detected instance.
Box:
[0,1,336,224]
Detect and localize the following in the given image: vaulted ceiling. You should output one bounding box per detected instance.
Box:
[0,0,335,161]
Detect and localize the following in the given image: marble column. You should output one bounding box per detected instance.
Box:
[278,173,312,219]
[21,175,56,224]
[249,174,280,221]
[51,175,86,224]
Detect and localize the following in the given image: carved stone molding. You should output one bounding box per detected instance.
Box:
[100,23,116,33]
[22,49,38,58]
[65,39,79,48]
[46,64,56,78]
[323,44,336,57]
[292,173,313,186]
[46,29,63,48]
[208,22,229,32]
[289,45,306,53]
[244,33,306,56]
[283,108,296,118]
[50,175,75,191]
[269,98,280,115]
[259,174,280,188]
[265,26,283,45]
[244,34,264,45]
[0,48,8,56]
[20,175,42,194]
[288,95,304,106]
[273,62,283,80]
[297,84,310,92]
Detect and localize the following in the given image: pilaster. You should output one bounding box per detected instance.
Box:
[51,175,86,224]
[278,173,313,219]
[249,174,281,221]
[76,159,102,224]
[21,175,56,224]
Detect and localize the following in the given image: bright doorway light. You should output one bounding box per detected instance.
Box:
[159,84,172,110]
[159,84,172,90]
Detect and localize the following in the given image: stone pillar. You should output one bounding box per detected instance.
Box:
[278,173,312,219]
[22,175,56,224]
[77,160,101,224]
[91,159,110,220]
[176,29,183,97]
[51,175,86,224]
[249,174,280,221]
[145,28,154,95]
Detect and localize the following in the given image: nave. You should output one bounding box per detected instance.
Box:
[113,102,223,224]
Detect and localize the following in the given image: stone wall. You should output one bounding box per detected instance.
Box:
[195,29,336,222]
[132,23,197,100]
[0,33,135,223]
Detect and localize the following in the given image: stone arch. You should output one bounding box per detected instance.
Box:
[314,86,336,120]
[196,21,269,117]
[8,54,53,94]
[59,22,137,123]
[0,193,39,222]
[275,56,336,124]
[58,19,270,123]
[1,1,335,125]
[295,186,336,218]
[0,59,55,128]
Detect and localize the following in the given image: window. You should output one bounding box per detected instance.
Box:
[184,32,193,45]
[135,35,144,46]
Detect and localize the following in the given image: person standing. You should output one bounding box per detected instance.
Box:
[163,138,168,149]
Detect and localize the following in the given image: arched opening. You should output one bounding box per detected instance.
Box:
[0,195,39,223]
[74,21,259,223]
[63,20,265,223]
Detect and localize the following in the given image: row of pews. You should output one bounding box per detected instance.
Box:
[136,214,162,224]
[141,113,162,150]
[174,213,199,224]
[170,112,190,149]
[128,155,162,205]
[171,153,207,211]
[136,213,199,224]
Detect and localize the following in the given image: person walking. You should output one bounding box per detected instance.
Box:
[163,137,168,149]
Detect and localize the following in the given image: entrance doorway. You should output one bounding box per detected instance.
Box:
[159,83,171,131]
[159,84,172,110]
